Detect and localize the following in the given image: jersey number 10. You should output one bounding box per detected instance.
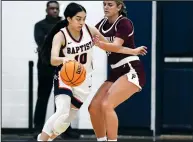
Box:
[75,53,87,64]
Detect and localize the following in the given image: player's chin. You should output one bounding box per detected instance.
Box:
[104,13,113,17]
[76,26,82,32]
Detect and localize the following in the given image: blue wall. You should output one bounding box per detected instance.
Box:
[157,2,193,133]
[115,2,152,130]
[107,1,193,134]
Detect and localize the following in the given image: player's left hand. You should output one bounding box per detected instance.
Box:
[93,34,101,46]
[133,46,147,56]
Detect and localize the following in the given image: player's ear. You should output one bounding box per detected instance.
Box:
[67,17,71,23]
[117,4,122,12]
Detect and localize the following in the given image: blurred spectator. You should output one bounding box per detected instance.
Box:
[33,1,80,139]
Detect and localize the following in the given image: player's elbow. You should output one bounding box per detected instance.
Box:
[50,57,58,66]
[50,58,55,66]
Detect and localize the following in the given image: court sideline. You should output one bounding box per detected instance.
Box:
[1,134,193,142]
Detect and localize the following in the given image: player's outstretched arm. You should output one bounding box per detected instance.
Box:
[51,32,68,66]
[88,25,147,56]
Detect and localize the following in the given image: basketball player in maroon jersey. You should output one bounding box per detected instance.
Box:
[89,0,147,141]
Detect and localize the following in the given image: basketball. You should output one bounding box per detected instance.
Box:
[60,60,86,87]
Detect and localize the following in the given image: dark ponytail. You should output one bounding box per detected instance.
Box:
[38,20,68,65]
[114,0,128,17]
[120,4,127,17]
[38,2,86,65]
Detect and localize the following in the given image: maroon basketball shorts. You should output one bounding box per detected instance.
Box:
[106,56,146,90]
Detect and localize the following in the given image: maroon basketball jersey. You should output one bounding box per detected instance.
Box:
[96,15,136,65]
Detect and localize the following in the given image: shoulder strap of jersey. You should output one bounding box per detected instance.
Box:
[85,24,93,41]
[59,28,67,56]
[98,17,108,31]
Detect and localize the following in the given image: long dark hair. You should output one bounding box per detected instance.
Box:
[38,2,86,65]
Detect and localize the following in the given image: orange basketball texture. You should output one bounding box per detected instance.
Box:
[60,60,86,87]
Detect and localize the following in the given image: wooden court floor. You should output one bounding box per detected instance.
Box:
[1,134,193,142]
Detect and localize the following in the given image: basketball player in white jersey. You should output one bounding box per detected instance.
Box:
[37,2,147,141]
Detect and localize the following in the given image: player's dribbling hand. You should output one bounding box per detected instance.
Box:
[133,46,147,56]
[62,57,74,64]
[93,34,101,46]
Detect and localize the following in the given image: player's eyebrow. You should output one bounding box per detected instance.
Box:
[76,16,86,19]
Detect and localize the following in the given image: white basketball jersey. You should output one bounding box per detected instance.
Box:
[60,25,93,74]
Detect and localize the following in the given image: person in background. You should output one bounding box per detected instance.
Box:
[33,0,80,139]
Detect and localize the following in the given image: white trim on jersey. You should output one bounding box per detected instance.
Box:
[110,56,139,69]
[98,18,108,31]
[128,19,135,37]
[101,15,123,34]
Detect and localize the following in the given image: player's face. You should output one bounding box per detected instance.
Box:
[68,11,86,32]
[103,1,121,17]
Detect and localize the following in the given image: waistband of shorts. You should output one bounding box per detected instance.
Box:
[110,56,139,69]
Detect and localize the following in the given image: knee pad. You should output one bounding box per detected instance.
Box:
[65,108,78,123]
[52,114,70,135]
[53,95,77,135]
[52,95,71,135]
[42,95,71,136]
[52,108,78,135]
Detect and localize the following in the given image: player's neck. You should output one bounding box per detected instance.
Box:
[107,14,119,24]
[67,25,81,40]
